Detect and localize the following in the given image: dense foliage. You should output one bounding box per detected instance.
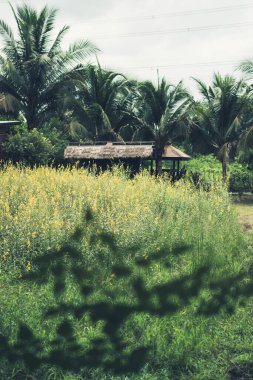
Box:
[0,4,96,129]
[68,64,136,142]
[133,79,192,174]
[3,121,69,165]
[0,5,252,176]
[185,154,253,193]
[193,74,252,179]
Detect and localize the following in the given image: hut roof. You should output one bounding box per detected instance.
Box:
[64,142,190,160]
[64,143,153,159]
[0,120,21,128]
[162,145,190,160]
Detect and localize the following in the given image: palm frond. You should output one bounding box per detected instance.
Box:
[48,25,70,57]
[239,125,253,150]
[64,40,98,65]
[0,92,19,113]
[238,59,253,78]
[68,119,92,141]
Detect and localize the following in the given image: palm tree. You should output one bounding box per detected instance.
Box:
[193,73,250,180]
[237,59,253,162]
[0,4,97,129]
[134,78,192,174]
[68,64,136,142]
[237,127,253,163]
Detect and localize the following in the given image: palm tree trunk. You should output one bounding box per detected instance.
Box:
[26,111,37,130]
[222,159,227,181]
[27,119,36,130]
[154,144,164,176]
[221,143,230,182]
[155,155,163,176]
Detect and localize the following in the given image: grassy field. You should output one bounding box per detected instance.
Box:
[233,195,253,231]
[0,166,253,379]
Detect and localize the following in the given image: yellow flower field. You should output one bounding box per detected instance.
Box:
[0,165,242,273]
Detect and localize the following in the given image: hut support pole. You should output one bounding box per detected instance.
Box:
[172,160,175,180]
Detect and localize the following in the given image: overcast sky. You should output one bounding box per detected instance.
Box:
[0,0,253,96]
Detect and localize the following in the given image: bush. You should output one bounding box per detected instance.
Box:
[3,120,71,166]
[3,124,54,166]
[229,169,253,194]
[186,154,222,176]
[186,154,253,193]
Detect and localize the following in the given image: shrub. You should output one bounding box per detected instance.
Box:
[3,124,54,166]
[186,154,253,193]
[228,161,253,194]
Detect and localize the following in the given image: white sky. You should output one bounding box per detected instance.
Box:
[0,0,253,96]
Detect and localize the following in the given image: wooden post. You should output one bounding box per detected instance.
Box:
[172,160,175,180]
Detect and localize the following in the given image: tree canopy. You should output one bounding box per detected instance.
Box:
[193,73,251,179]
[0,3,97,129]
[67,64,136,142]
[133,78,192,174]
[0,4,253,176]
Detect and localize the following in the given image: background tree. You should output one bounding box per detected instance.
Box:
[237,125,253,167]
[193,73,250,180]
[134,78,192,174]
[236,59,253,166]
[0,3,97,129]
[68,64,136,142]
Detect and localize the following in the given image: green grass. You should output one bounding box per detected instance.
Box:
[233,195,253,231]
[0,166,253,379]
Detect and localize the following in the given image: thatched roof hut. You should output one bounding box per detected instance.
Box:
[64,142,190,178]
[64,142,190,161]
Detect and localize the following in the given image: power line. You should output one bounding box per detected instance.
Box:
[86,21,253,39]
[0,1,26,3]
[84,3,253,25]
[114,60,240,71]
[0,2,249,20]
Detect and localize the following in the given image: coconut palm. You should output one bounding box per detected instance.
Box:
[68,64,137,142]
[194,73,250,180]
[237,127,253,163]
[0,3,97,129]
[134,78,192,174]
[237,59,253,161]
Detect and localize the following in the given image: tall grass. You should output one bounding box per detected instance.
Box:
[0,165,251,379]
[0,165,241,271]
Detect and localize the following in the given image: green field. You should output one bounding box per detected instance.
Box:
[0,167,253,380]
[233,196,253,231]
